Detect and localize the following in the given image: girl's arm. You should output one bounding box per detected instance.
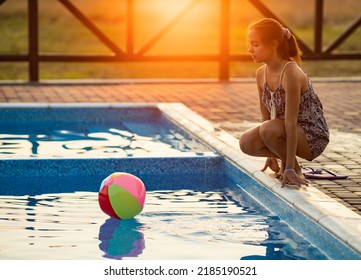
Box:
[256,66,270,122]
[282,65,304,170]
[256,66,280,173]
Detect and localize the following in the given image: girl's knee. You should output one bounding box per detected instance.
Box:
[259,121,272,142]
[239,130,257,155]
[239,134,249,154]
[239,127,262,155]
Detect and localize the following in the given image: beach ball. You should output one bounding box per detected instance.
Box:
[98,172,146,219]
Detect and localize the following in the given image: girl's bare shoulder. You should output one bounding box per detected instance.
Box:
[255,65,266,86]
[283,62,308,85]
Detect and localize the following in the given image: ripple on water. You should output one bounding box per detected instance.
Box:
[0,190,328,260]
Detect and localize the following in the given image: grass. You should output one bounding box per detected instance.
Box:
[0,0,360,80]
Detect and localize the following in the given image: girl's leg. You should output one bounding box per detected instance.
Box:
[259,119,314,172]
[239,125,280,173]
[239,125,276,157]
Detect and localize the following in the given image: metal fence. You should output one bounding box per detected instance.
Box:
[0,0,360,82]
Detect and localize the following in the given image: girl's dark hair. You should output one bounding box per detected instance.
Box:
[249,18,302,65]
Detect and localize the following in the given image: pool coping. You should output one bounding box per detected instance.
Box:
[1,102,361,256]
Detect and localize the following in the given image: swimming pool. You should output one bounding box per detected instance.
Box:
[0,103,360,260]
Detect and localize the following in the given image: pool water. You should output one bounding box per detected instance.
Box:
[0,107,212,158]
[0,187,327,260]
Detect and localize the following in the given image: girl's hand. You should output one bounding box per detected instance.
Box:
[282,169,308,188]
[261,157,280,173]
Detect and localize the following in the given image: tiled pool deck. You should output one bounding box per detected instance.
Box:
[1,78,361,255]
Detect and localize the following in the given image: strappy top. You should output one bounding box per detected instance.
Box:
[264,61,293,93]
[261,61,330,157]
[262,61,320,121]
[263,61,293,119]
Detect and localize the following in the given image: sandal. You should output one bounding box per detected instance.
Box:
[302,167,348,180]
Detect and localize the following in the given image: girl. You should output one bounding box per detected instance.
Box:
[239,18,329,187]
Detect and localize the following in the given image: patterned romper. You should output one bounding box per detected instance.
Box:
[262,61,329,158]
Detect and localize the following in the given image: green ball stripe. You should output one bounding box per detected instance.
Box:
[108,184,142,219]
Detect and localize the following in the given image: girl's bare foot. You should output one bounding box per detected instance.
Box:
[262,157,280,174]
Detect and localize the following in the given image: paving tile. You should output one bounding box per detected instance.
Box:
[333,192,360,199]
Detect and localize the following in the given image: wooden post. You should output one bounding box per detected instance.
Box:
[28,0,39,82]
[314,0,324,54]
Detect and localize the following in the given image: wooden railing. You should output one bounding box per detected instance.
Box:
[0,0,360,82]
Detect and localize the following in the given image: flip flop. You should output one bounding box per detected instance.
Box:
[302,167,348,180]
